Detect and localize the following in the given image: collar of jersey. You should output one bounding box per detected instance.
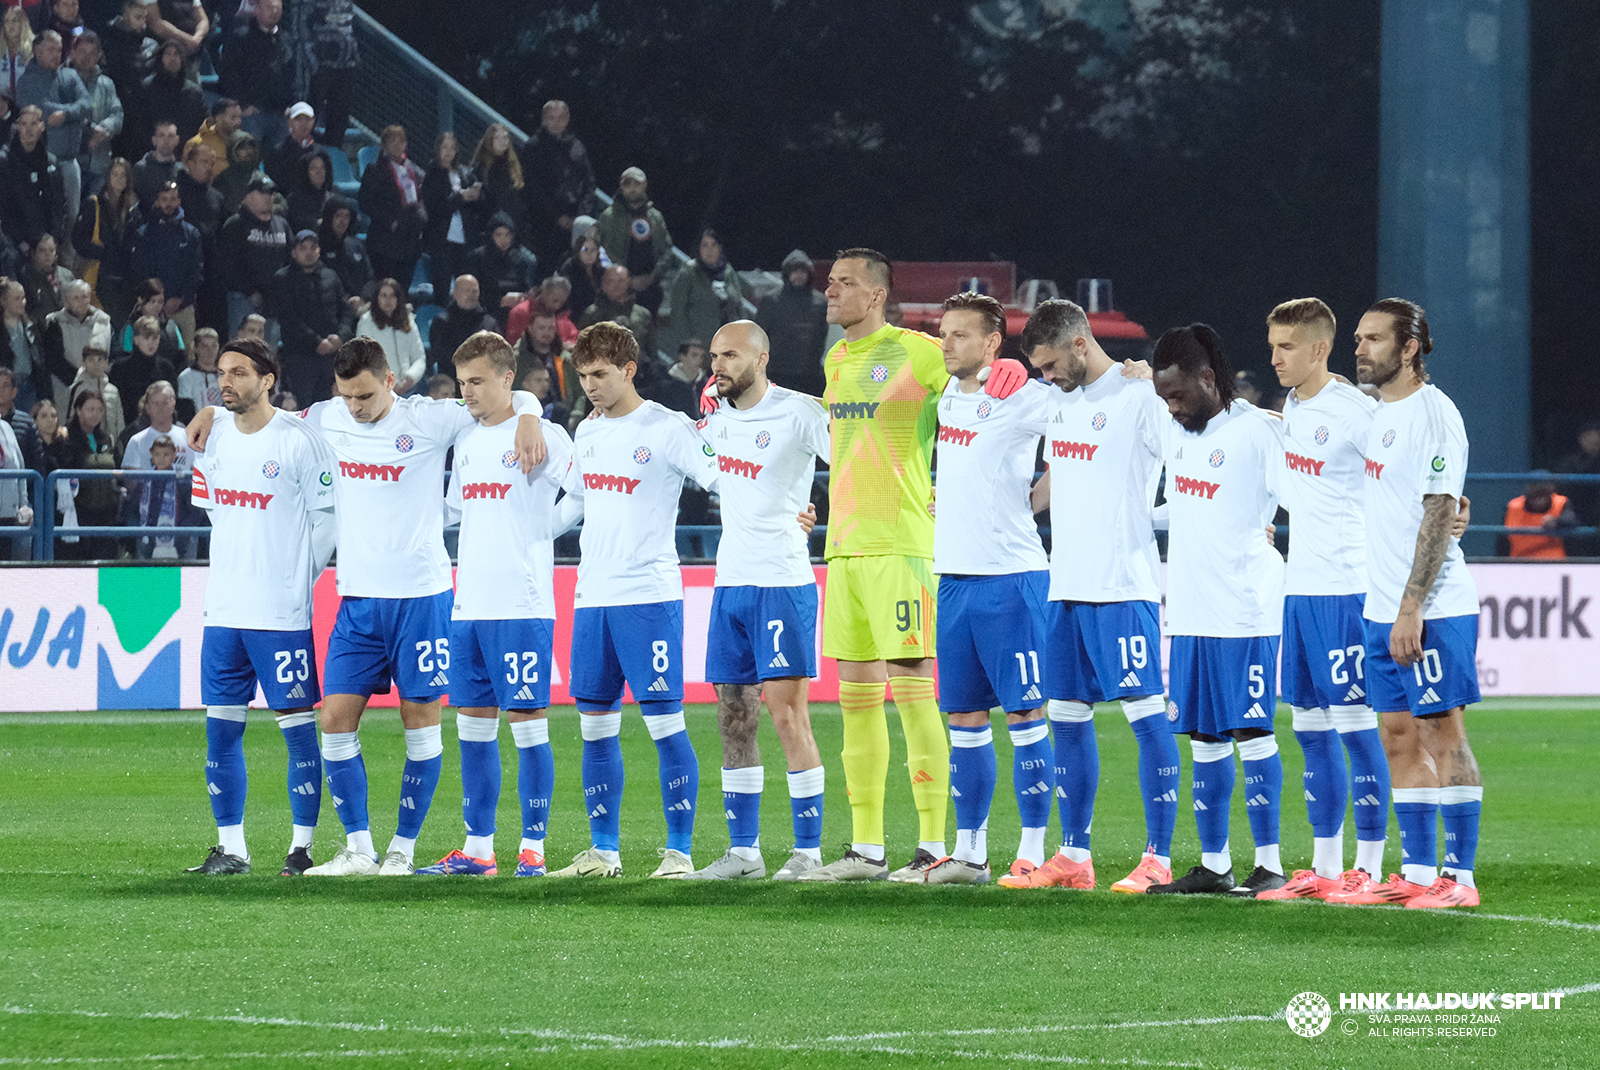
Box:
[839,321,897,358]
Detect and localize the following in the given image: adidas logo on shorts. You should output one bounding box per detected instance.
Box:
[1119,672,1141,688]
[430,672,449,687]
[1244,702,1268,719]
[769,652,790,669]
[1419,687,1441,705]
[285,683,306,700]
[1021,685,1041,702]
[1344,684,1366,702]
[514,685,536,702]
[648,677,670,693]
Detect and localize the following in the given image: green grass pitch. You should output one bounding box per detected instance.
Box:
[1,699,1596,1068]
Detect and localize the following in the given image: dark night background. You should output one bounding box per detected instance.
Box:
[383,0,1597,464]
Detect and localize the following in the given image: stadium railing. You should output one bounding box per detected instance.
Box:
[33,471,213,562]
[0,469,44,559]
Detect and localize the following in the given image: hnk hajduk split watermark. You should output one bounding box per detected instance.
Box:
[1284,990,1565,1039]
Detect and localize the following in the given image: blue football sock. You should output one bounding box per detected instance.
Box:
[1439,785,1482,876]
[1190,740,1235,856]
[721,766,763,849]
[786,767,824,850]
[277,712,321,830]
[579,711,624,852]
[1126,697,1179,857]
[1333,710,1391,844]
[1239,734,1283,855]
[1292,708,1346,837]
[643,704,698,854]
[395,725,444,841]
[511,719,553,847]
[1048,701,1098,852]
[1008,719,1054,832]
[204,708,248,829]
[320,730,369,834]
[949,724,998,855]
[457,714,501,839]
[1393,787,1440,883]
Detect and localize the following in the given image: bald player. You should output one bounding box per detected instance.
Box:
[687,320,832,880]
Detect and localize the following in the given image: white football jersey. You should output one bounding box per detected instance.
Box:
[177,366,223,415]
[191,408,336,630]
[1362,384,1479,623]
[305,394,477,599]
[448,417,573,621]
[700,384,829,588]
[569,400,719,608]
[1042,371,1166,603]
[122,422,192,474]
[1280,379,1378,597]
[1162,400,1285,637]
[932,377,1049,576]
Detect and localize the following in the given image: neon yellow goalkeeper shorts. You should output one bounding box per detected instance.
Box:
[822,555,938,663]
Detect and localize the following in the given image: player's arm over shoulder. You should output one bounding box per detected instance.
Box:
[905,328,950,394]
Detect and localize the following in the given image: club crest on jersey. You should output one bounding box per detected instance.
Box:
[755,430,771,448]
[1382,429,1396,448]
[501,450,518,468]
[1091,411,1107,430]
[261,460,280,478]
[976,400,992,419]
[395,434,415,453]
[870,364,888,383]
[1314,425,1329,445]
[633,446,651,464]
[1208,449,1225,468]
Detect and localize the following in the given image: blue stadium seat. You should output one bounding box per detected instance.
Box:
[328,149,361,197]
[409,256,434,304]
[356,144,380,181]
[414,303,442,353]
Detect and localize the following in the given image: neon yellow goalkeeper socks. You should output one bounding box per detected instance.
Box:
[838,680,889,849]
[890,676,949,845]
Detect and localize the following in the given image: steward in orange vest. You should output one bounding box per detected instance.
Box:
[1499,482,1575,558]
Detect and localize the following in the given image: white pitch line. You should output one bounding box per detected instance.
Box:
[1432,909,1600,933]
[821,1013,1281,1044]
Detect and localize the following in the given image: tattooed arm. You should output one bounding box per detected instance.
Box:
[1389,493,1456,667]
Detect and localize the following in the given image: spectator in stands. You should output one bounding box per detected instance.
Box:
[41,276,108,409]
[186,98,243,182]
[264,100,315,187]
[31,397,67,483]
[0,365,44,470]
[174,141,222,328]
[268,228,351,402]
[218,173,289,337]
[120,377,187,473]
[213,132,263,216]
[102,0,156,103]
[15,29,88,249]
[1498,476,1579,558]
[0,401,33,559]
[0,277,45,410]
[0,106,65,256]
[174,324,219,417]
[22,234,73,325]
[126,179,200,345]
[218,0,292,149]
[558,215,604,319]
[421,130,481,296]
[579,263,653,356]
[2,7,34,106]
[107,315,173,426]
[131,41,203,148]
[317,194,371,310]
[69,344,120,441]
[295,0,358,147]
[514,308,580,417]
[238,312,268,345]
[59,382,116,558]
[518,99,596,269]
[667,228,745,356]
[641,337,708,419]
[66,31,118,202]
[356,277,425,395]
[506,274,576,349]
[596,167,673,314]
[113,278,183,364]
[426,372,455,400]
[285,146,333,234]
[755,247,827,396]
[74,155,137,326]
[1556,419,1600,518]
[131,119,179,205]
[464,212,536,332]
[144,0,208,80]
[128,429,198,558]
[44,0,83,53]
[429,273,495,378]
[470,123,527,248]
[359,123,426,292]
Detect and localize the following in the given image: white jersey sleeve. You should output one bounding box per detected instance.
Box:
[451,417,572,620]
[1280,380,1377,596]
[932,378,1049,576]
[192,409,335,630]
[1162,400,1285,637]
[1043,371,1166,603]
[701,385,826,588]
[1362,384,1478,623]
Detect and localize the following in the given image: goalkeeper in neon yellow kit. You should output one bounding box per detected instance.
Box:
[798,249,1028,882]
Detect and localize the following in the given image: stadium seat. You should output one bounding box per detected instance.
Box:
[409,256,434,304]
[328,149,361,197]
[356,144,380,181]
[414,303,442,354]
